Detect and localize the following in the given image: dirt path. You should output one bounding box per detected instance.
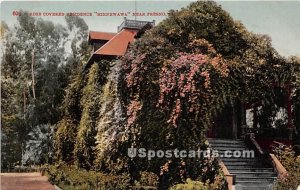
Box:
[1,172,55,190]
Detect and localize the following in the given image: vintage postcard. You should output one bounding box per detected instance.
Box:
[1,1,300,189]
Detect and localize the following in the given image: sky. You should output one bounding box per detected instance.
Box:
[0,1,299,57]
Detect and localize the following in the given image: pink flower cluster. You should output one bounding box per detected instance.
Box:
[158,52,228,127]
[125,53,147,88]
[126,99,142,127]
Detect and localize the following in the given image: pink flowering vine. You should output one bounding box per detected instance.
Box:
[125,53,147,88]
[158,51,228,127]
[126,99,142,127]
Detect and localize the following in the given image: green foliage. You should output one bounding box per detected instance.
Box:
[170,179,208,190]
[44,164,130,190]
[1,116,25,169]
[150,1,294,105]
[290,57,300,145]
[48,1,300,189]
[54,59,111,168]
[1,10,91,168]
[154,1,248,57]
[138,171,159,187]
[118,1,300,188]
[1,12,62,168]
[169,176,226,190]
[118,1,236,187]
[43,164,160,190]
[120,65,225,186]
[272,143,300,190]
[64,15,89,74]
[75,64,102,169]
[55,118,77,162]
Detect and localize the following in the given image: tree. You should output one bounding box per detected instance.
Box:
[64,15,89,76]
[1,12,89,169]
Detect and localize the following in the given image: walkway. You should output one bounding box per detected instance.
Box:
[1,172,55,190]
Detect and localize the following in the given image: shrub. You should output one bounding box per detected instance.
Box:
[272,143,300,190]
[139,171,159,187]
[43,164,130,190]
[43,164,162,190]
[170,179,208,190]
[169,176,227,190]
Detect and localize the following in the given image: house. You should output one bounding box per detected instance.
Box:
[85,17,293,190]
[86,17,155,66]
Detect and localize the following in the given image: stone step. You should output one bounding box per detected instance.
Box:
[223,161,261,166]
[212,149,254,153]
[221,158,258,162]
[235,184,274,190]
[212,150,256,158]
[236,176,277,182]
[236,182,275,186]
[209,138,278,188]
[209,140,245,144]
[226,164,268,170]
[210,143,247,149]
[237,187,272,190]
[230,171,276,177]
[222,159,261,165]
[229,168,274,173]
[211,147,249,151]
[208,138,244,144]
[235,181,275,188]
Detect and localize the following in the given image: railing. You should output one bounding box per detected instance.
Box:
[117,18,155,32]
[246,134,288,180]
[218,159,235,190]
[269,153,288,179]
[241,126,291,140]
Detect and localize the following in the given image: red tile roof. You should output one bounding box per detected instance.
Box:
[94,29,138,56]
[89,31,116,41]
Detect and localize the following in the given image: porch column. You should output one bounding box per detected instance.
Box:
[240,101,246,138]
[232,100,238,139]
[286,84,293,140]
[253,105,258,129]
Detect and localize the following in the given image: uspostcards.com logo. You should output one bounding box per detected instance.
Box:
[128,148,255,160]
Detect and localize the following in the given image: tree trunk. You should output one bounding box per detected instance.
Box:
[31,47,36,99]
